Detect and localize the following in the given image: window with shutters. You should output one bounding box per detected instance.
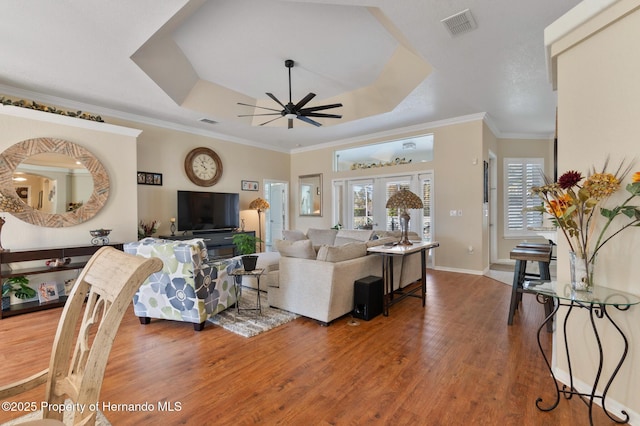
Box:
[504,158,544,236]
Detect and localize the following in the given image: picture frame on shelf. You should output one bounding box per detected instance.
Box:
[38,282,59,303]
[241,180,259,191]
[137,171,163,186]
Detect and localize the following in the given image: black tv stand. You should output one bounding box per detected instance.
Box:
[159,230,255,260]
[191,228,235,234]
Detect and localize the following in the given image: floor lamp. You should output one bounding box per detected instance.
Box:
[385,188,423,246]
[0,190,25,252]
[249,197,270,252]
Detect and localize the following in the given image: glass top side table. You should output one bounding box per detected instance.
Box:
[524,280,640,425]
[229,268,265,314]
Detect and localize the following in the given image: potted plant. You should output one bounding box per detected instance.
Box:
[232,233,262,271]
[2,276,36,310]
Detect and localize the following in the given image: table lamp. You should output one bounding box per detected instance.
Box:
[0,190,25,252]
[385,188,423,246]
[249,197,270,252]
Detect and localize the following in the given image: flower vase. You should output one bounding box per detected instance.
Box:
[569,251,596,292]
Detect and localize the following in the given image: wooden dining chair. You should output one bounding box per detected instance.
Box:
[0,246,162,425]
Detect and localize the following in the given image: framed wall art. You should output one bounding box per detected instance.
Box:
[137,171,163,186]
[241,180,259,191]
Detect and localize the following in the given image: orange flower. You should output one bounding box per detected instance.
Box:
[547,193,572,217]
[632,171,640,183]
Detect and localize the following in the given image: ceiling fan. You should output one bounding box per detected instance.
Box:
[238,59,343,129]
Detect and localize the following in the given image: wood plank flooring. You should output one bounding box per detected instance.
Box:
[0,270,622,425]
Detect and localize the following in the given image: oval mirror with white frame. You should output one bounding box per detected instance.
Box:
[0,137,109,227]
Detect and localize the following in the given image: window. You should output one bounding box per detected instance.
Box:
[350,181,374,229]
[504,158,544,236]
[420,175,432,241]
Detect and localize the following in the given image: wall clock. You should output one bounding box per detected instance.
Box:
[184,147,223,187]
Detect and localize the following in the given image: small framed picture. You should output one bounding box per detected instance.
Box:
[241,180,259,191]
[137,171,163,186]
[38,282,59,303]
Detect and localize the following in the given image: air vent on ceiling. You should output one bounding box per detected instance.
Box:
[441,9,477,37]
[199,118,217,125]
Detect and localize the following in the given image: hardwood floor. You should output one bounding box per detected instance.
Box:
[0,270,620,425]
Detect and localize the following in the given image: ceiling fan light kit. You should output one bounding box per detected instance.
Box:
[238,59,343,129]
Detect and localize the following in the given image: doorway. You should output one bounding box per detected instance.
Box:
[264,180,289,251]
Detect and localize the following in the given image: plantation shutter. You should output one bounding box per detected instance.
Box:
[504,158,544,236]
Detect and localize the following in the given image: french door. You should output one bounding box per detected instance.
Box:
[339,172,433,241]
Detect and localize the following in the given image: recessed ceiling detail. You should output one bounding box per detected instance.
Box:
[131,0,432,128]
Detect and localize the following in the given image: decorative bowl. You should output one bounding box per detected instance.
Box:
[90,229,111,237]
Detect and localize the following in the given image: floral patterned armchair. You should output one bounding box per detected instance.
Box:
[123,238,240,331]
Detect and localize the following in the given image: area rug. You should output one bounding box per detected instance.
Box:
[208,288,298,338]
[1,407,110,425]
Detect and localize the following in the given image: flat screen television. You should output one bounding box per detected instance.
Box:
[177,190,239,232]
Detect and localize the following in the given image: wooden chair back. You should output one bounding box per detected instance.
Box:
[42,246,162,425]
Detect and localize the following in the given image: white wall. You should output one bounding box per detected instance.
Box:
[549,1,640,420]
[0,105,140,249]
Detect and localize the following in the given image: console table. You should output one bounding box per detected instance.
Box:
[159,230,254,259]
[524,280,640,425]
[367,241,439,316]
[1,243,123,319]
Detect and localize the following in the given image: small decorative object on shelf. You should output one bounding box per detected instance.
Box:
[531,159,640,292]
[90,229,111,246]
[138,220,159,240]
[170,217,176,236]
[37,282,59,303]
[45,258,71,267]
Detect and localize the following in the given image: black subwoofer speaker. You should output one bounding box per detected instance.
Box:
[353,275,383,320]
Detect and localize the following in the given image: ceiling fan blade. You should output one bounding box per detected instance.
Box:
[303,112,342,119]
[237,102,282,113]
[288,118,293,129]
[259,116,283,126]
[298,103,343,113]
[294,93,316,110]
[238,113,282,117]
[266,93,286,109]
[296,115,322,127]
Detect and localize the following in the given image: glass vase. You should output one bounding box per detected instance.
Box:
[569,251,596,292]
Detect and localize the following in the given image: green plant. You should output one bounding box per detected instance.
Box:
[232,233,262,255]
[2,276,36,299]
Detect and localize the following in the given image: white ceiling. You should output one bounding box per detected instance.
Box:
[0,0,581,152]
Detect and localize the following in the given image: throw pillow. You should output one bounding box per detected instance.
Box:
[282,229,307,241]
[275,239,316,259]
[335,229,374,242]
[306,228,338,247]
[316,242,367,262]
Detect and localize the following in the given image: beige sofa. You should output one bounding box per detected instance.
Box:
[267,228,423,324]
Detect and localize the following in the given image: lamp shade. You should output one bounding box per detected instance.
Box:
[249,197,270,211]
[386,189,423,246]
[385,189,423,210]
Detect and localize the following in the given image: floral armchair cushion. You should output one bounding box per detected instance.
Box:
[124,238,240,326]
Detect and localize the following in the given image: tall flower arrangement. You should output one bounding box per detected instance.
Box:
[531,160,640,289]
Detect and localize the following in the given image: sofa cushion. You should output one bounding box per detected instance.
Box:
[335,229,374,243]
[275,239,316,259]
[282,229,307,241]
[306,228,338,247]
[316,242,367,262]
